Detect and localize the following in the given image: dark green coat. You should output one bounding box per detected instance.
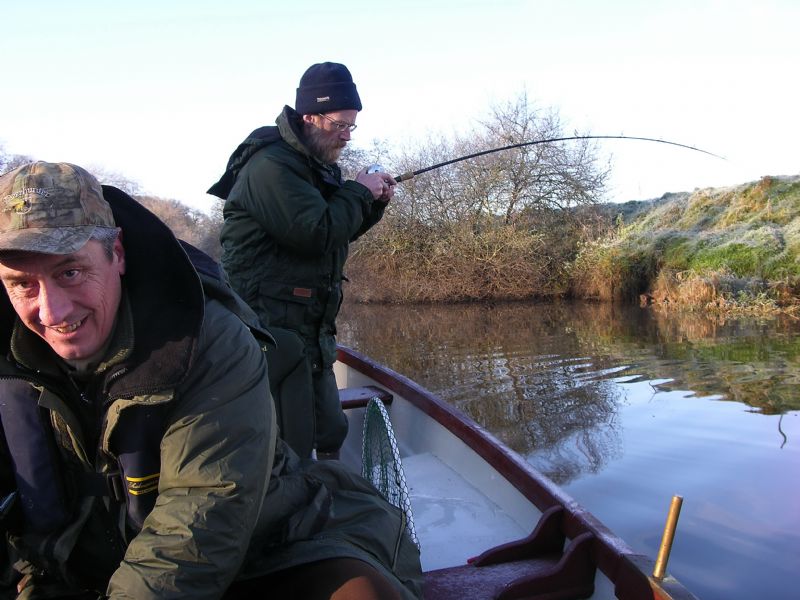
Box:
[0,187,421,599]
[219,106,386,369]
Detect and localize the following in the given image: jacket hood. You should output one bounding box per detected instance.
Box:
[0,186,205,397]
[275,106,310,156]
[207,107,313,201]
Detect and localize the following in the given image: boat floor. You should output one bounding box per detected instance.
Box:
[403,452,529,571]
[406,452,619,600]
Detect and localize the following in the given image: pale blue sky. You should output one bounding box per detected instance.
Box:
[2,0,798,212]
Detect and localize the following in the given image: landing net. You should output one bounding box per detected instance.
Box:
[362,398,419,548]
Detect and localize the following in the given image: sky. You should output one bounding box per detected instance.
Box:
[2,0,798,214]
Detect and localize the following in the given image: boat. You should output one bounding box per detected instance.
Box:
[334,344,698,600]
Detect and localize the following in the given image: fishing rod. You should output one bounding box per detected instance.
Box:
[367,135,725,183]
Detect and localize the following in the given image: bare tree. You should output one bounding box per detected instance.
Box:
[388,91,609,228]
[386,136,486,229]
[338,140,392,180]
[209,195,225,226]
[136,195,222,260]
[87,165,142,196]
[0,144,34,175]
[346,91,612,302]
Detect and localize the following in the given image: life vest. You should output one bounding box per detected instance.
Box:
[0,380,71,533]
[0,378,168,535]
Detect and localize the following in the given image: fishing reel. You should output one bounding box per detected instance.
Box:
[367,163,412,185]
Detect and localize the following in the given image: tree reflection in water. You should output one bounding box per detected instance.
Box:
[339,300,800,600]
[338,299,800,483]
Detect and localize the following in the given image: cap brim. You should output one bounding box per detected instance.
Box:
[0,226,97,255]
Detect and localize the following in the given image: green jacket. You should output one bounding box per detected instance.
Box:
[0,187,421,599]
[219,106,386,369]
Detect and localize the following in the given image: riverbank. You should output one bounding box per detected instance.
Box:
[569,174,800,315]
[347,174,800,314]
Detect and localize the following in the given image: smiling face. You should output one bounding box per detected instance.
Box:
[0,237,126,362]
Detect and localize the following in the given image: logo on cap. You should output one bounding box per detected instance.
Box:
[316,96,331,103]
[2,187,56,214]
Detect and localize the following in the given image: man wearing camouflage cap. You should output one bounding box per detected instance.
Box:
[0,162,421,599]
[209,62,397,458]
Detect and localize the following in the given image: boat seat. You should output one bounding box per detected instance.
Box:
[424,529,596,600]
[338,385,393,410]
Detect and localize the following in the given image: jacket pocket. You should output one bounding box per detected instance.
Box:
[258,281,319,332]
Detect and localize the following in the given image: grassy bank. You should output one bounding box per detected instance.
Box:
[568,175,800,314]
[346,174,800,313]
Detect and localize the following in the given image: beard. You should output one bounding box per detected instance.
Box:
[303,124,345,164]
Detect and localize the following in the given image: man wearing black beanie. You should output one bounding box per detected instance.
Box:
[209,62,396,460]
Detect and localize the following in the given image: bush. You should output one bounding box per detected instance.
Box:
[569,175,800,313]
[347,219,559,303]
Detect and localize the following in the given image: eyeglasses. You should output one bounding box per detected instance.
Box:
[318,113,357,132]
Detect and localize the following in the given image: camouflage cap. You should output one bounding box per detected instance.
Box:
[0,161,116,254]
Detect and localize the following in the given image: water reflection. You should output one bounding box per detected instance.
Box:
[337,300,800,600]
[338,300,800,482]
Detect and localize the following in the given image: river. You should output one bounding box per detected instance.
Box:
[337,300,800,600]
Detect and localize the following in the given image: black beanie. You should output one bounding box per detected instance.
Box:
[295,62,362,115]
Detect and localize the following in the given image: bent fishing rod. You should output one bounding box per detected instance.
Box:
[368,135,725,182]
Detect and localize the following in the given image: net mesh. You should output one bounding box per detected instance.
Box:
[361,398,419,548]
